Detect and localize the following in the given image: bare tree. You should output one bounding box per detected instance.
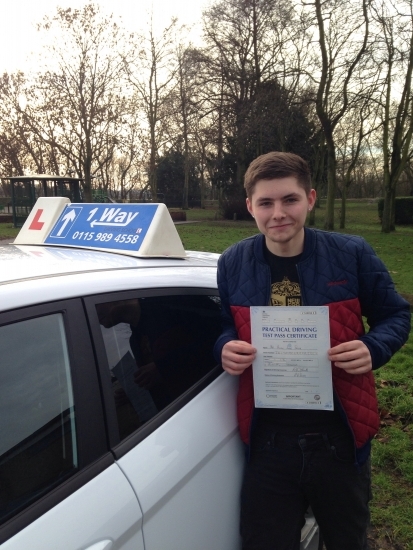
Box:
[0,72,58,176]
[371,0,413,232]
[165,43,210,209]
[175,44,193,209]
[202,0,309,191]
[124,17,179,200]
[336,85,378,227]
[308,0,370,230]
[19,3,129,201]
[94,95,147,201]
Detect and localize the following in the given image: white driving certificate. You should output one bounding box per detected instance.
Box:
[250,306,333,410]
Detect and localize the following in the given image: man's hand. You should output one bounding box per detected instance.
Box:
[134,361,161,389]
[328,340,372,375]
[222,340,256,376]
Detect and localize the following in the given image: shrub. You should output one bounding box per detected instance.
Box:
[378,197,413,224]
[220,196,252,220]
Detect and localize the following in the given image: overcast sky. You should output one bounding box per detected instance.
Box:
[0,0,208,73]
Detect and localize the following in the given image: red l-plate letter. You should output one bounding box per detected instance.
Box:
[29,209,45,230]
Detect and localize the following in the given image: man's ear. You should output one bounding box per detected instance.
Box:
[308,189,316,210]
[246,197,253,217]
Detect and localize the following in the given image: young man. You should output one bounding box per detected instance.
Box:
[213,152,411,550]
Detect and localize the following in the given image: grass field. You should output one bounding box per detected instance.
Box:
[0,223,17,240]
[2,200,412,547]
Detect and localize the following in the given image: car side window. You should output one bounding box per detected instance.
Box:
[96,294,221,440]
[0,314,78,526]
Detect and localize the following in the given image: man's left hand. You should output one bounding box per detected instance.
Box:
[328,340,372,374]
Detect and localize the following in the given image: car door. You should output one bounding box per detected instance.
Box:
[0,299,144,550]
[86,289,245,550]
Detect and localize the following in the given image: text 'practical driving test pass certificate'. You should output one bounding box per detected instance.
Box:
[250,306,333,410]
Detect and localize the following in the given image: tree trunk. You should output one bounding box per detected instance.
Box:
[340,185,347,229]
[324,139,337,230]
[235,109,247,193]
[182,141,189,210]
[381,188,393,233]
[149,130,157,200]
[308,134,326,227]
[82,155,93,202]
[200,165,205,209]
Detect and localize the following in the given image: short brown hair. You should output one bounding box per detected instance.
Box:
[244,152,311,198]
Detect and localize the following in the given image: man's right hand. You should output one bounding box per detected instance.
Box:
[222,340,256,376]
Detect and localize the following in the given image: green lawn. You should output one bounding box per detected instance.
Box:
[0,223,18,240]
[371,330,413,549]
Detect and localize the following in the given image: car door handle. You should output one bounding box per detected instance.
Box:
[84,541,113,550]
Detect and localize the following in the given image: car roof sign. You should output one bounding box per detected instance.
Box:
[14,197,186,258]
[14,197,71,244]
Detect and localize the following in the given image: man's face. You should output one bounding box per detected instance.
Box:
[246,177,316,257]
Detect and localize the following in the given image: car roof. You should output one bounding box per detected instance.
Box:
[0,244,219,285]
[0,244,220,313]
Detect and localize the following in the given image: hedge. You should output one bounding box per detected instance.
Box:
[378,197,413,225]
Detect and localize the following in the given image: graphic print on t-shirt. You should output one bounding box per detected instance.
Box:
[270,276,301,307]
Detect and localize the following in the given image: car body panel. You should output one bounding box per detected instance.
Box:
[1,465,145,550]
[118,374,244,550]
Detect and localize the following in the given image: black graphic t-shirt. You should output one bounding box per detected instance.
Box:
[258,244,345,434]
[264,246,302,307]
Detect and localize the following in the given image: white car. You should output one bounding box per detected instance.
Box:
[0,199,320,550]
